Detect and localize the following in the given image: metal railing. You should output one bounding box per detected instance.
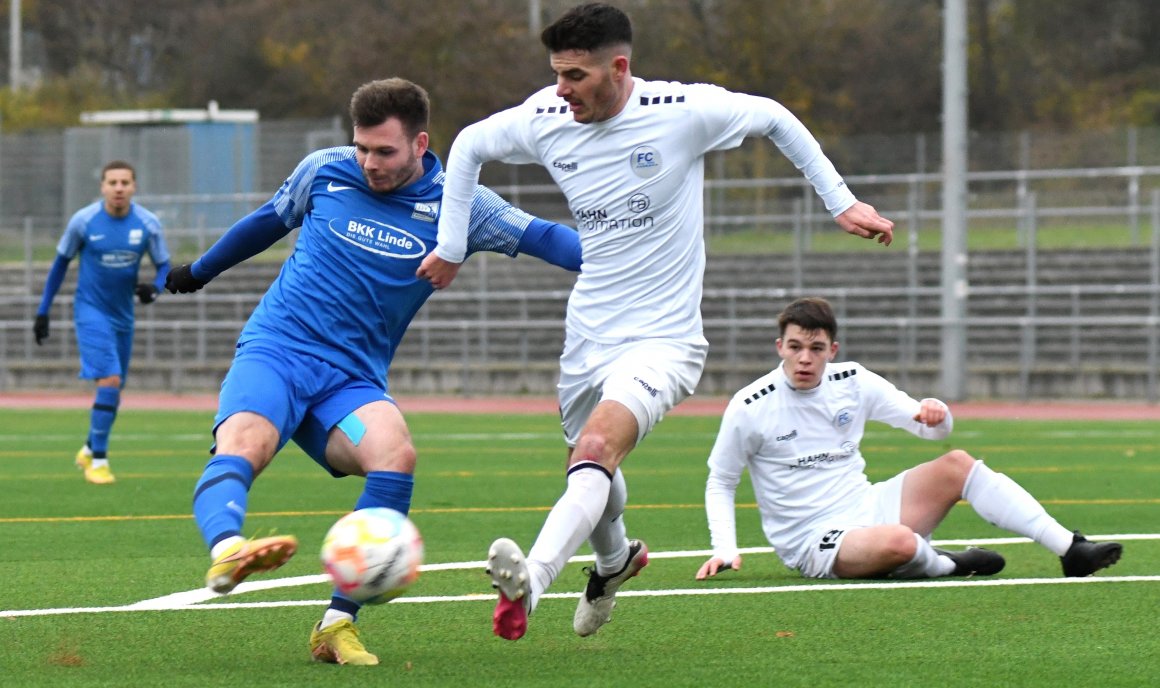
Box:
[3,282,1158,400]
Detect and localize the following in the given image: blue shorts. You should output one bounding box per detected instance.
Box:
[214,340,394,477]
[75,316,133,382]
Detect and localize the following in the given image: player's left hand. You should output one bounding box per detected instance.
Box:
[913,398,948,426]
[135,283,160,304]
[416,253,463,290]
[836,201,894,246]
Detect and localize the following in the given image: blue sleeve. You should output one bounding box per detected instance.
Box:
[151,261,171,291]
[190,201,294,281]
[516,218,582,272]
[143,210,171,266]
[37,254,71,316]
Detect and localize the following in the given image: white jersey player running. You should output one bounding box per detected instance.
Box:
[417,3,895,641]
[697,297,1124,583]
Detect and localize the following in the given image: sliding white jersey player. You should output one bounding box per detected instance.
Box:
[698,296,1123,583]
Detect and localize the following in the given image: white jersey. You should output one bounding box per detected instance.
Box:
[436,79,857,343]
[704,361,952,570]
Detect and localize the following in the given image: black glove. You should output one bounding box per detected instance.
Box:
[135,283,160,304]
[34,314,49,345]
[165,264,209,294]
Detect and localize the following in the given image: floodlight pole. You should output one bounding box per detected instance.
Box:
[529,0,541,36]
[9,0,21,90]
[941,0,969,400]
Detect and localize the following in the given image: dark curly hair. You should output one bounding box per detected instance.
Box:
[349,78,430,139]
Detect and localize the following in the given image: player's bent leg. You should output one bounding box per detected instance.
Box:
[310,620,379,666]
[832,525,919,578]
[206,534,299,594]
[897,450,976,536]
[321,398,417,478]
[487,537,531,640]
[961,460,1076,556]
[574,538,649,637]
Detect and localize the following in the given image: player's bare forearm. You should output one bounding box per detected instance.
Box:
[836,201,894,246]
[416,253,462,290]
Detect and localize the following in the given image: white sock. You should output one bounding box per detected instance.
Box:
[91,458,109,469]
[963,460,1074,556]
[525,462,611,611]
[890,533,956,578]
[319,609,354,630]
[588,468,630,576]
[210,535,244,560]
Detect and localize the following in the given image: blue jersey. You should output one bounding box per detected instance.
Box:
[240,148,553,385]
[55,201,169,329]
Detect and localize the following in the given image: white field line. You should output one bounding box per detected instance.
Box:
[6,427,1158,444]
[3,534,1156,618]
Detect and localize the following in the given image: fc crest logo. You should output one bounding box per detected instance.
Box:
[629,146,662,179]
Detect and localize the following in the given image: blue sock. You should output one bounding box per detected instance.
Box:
[354,471,414,514]
[331,471,414,616]
[192,454,254,549]
[328,594,363,621]
[88,387,120,459]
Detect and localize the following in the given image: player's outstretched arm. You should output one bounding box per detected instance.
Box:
[165,201,293,295]
[695,554,743,580]
[835,201,894,245]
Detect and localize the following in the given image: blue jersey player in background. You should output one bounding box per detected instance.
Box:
[164,78,582,666]
[34,160,170,485]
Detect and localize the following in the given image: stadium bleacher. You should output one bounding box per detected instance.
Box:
[2,247,1157,399]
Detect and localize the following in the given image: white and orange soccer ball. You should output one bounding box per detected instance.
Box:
[320,508,424,605]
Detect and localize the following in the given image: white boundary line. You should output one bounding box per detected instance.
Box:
[4,534,1156,618]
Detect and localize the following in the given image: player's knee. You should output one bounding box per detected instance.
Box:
[882,526,919,566]
[936,449,977,481]
[571,432,609,465]
[387,441,417,474]
[214,422,278,468]
[96,375,121,388]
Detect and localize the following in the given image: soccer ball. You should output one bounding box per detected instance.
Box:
[320,508,424,605]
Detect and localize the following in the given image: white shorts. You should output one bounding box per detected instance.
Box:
[557,334,708,447]
[795,470,909,579]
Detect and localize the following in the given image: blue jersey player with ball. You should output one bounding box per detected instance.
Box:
[165,78,581,665]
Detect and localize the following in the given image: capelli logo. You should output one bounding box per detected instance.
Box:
[553,160,579,172]
[633,376,658,397]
